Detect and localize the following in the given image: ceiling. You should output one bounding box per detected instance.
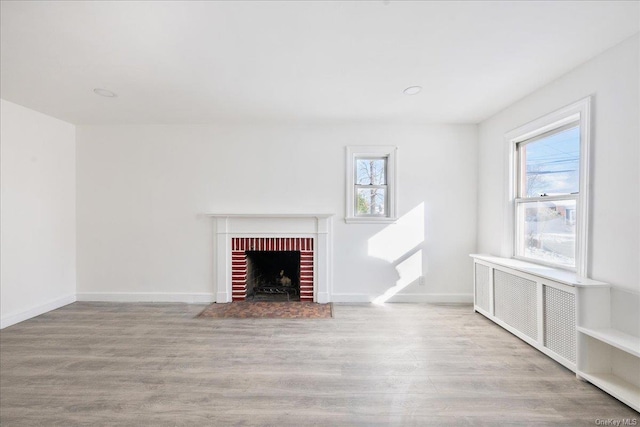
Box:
[1,1,638,125]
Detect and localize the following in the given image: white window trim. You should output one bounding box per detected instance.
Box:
[345,146,398,224]
[504,96,591,276]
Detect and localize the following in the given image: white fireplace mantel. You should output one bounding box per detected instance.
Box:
[208,213,334,218]
[208,213,334,303]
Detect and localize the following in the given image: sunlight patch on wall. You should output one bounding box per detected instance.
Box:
[372,250,423,305]
[368,203,424,263]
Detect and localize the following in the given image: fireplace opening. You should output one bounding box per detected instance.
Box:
[246,251,300,301]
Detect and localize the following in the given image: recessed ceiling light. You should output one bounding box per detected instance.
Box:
[93,88,117,98]
[403,86,422,95]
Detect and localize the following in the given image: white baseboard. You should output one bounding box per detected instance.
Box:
[0,294,76,329]
[76,292,214,304]
[331,293,473,303]
[331,293,373,303]
[386,293,474,303]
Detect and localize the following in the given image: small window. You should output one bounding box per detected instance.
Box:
[507,97,591,274]
[346,146,397,223]
[356,157,387,216]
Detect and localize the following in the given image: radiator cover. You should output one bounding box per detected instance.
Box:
[494,270,538,341]
[474,263,491,313]
[543,285,576,363]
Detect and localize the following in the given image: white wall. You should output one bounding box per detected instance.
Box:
[477,34,639,292]
[1,100,76,328]
[76,123,478,302]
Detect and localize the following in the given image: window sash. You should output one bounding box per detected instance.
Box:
[514,195,578,270]
[354,184,388,217]
[354,155,388,217]
[516,121,579,148]
[355,156,388,186]
[515,194,579,204]
[516,122,580,199]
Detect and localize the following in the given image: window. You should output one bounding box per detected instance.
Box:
[346,146,397,223]
[507,97,591,274]
[356,157,387,216]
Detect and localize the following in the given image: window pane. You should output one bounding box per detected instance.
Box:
[356,158,386,185]
[356,188,386,215]
[516,199,576,268]
[521,126,580,197]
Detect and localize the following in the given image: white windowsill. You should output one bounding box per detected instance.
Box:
[345,217,397,224]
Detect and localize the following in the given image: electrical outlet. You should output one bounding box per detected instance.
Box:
[418,276,425,285]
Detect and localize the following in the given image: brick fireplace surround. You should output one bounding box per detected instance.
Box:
[232,237,314,301]
[209,214,333,303]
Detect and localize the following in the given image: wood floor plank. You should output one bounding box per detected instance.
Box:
[1,302,637,426]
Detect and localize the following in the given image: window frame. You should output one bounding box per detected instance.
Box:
[346,146,398,224]
[505,97,591,276]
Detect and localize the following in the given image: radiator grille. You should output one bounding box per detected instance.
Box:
[543,285,576,363]
[494,270,538,340]
[474,263,491,312]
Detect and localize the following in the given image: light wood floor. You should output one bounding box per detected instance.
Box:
[1,302,637,426]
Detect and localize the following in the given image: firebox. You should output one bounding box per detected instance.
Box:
[246,251,300,301]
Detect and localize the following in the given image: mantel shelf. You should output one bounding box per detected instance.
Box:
[207,213,335,219]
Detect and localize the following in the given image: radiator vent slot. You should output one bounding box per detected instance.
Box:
[494,270,538,340]
[543,285,576,363]
[474,264,491,312]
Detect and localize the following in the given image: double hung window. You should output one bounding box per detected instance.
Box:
[508,98,591,274]
[355,157,388,216]
[346,146,397,223]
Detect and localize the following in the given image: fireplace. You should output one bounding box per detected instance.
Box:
[210,214,333,303]
[232,238,313,301]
